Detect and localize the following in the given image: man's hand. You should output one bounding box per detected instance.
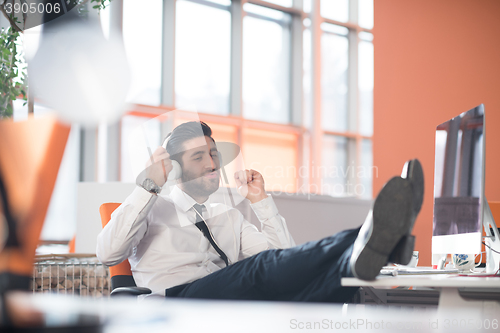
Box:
[138,146,174,188]
[235,169,268,204]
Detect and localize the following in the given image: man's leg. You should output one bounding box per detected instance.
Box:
[350,159,424,280]
[167,159,424,302]
[278,237,359,303]
[166,227,359,302]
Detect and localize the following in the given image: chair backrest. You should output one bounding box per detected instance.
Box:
[99,202,137,290]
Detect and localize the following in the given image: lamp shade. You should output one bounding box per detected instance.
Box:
[29,11,130,127]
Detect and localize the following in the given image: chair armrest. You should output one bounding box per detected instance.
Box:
[110,286,152,297]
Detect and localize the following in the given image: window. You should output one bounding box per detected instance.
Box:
[110,0,374,199]
[242,4,291,124]
[123,0,163,105]
[359,32,374,137]
[321,24,349,132]
[243,128,298,193]
[321,135,348,196]
[31,0,374,242]
[321,0,349,22]
[264,0,293,7]
[175,0,231,115]
[315,0,375,199]
[358,0,374,29]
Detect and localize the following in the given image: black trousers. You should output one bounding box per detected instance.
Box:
[166,228,360,303]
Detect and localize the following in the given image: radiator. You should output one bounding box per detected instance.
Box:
[31,255,111,298]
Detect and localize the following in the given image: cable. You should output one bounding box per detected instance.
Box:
[219,173,237,262]
[482,241,500,255]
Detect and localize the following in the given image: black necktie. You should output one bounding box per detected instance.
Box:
[193,204,229,266]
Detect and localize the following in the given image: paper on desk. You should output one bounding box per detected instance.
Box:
[379,266,459,276]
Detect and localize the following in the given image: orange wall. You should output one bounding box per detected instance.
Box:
[374,0,500,266]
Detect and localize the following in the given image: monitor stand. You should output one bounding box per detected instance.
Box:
[483,200,500,274]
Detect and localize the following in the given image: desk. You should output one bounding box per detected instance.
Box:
[342,274,500,314]
[11,293,500,332]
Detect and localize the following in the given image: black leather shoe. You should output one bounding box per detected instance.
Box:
[350,176,415,280]
[402,159,424,215]
[388,159,424,265]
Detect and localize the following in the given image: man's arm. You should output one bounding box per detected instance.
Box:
[96,187,158,266]
[97,146,173,266]
[235,169,296,252]
[250,196,296,249]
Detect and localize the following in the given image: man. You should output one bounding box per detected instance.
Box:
[97,121,423,302]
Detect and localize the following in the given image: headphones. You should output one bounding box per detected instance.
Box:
[161,133,224,182]
[161,133,183,181]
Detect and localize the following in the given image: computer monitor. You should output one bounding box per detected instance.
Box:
[432,104,500,273]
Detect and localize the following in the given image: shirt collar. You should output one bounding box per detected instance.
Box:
[169,185,214,227]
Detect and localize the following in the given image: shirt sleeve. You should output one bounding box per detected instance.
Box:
[96,186,158,266]
[239,219,270,259]
[250,196,296,249]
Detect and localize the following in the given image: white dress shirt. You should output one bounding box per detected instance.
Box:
[96,185,295,299]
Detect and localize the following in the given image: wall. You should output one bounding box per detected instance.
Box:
[374,0,500,265]
[251,194,371,245]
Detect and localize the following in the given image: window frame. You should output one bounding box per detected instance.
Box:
[96,0,374,199]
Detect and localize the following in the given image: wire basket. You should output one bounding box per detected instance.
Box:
[31,255,110,298]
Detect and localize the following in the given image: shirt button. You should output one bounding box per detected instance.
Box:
[265,205,270,209]
[277,229,282,233]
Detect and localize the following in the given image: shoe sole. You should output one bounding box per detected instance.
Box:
[389,159,424,265]
[352,177,414,280]
[402,159,424,224]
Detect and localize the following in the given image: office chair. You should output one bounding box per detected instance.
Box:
[99,203,152,297]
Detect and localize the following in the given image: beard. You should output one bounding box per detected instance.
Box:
[180,169,220,199]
